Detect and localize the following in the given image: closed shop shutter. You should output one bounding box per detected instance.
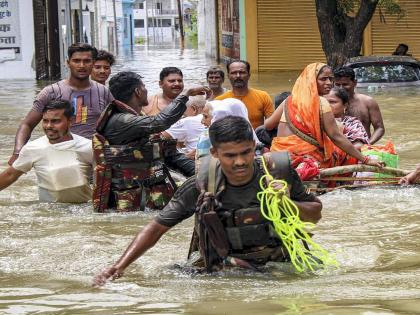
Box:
[256,0,326,71]
[371,0,420,59]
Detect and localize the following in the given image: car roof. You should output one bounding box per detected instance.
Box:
[345,55,420,66]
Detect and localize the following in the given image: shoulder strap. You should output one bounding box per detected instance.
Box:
[284,97,323,151]
[207,157,218,194]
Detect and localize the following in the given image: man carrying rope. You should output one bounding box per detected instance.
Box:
[94,116,325,285]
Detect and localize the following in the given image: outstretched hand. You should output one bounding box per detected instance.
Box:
[399,168,420,185]
[93,266,124,287]
[185,86,212,99]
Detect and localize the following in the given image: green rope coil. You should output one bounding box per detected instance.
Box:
[257,156,338,272]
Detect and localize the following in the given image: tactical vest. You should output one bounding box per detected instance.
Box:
[191,152,293,270]
[92,100,177,212]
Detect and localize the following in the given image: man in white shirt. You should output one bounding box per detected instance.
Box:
[162,96,206,159]
[0,100,93,203]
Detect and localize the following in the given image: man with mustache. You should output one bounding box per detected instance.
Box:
[216,60,274,129]
[206,66,226,100]
[143,67,184,115]
[0,100,93,203]
[8,43,114,166]
[94,116,322,285]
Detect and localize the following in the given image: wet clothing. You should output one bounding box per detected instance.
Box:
[341,115,370,145]
[270,63,357,169]
[13,134,93,203]
[93,96,194,212]
[102,95,195,177]
[216,88,274,129]
[156,160,315,227]
[166,114,205,151]
[32,80,114,139]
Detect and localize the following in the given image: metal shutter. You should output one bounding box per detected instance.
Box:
[371,0,420,59]
[256,0,326,71]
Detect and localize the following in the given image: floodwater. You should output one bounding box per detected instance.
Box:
[0,45,419,315]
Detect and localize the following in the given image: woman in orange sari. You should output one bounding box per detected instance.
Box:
[265,63,383,178]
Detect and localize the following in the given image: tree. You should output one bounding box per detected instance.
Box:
[315,0,404,68]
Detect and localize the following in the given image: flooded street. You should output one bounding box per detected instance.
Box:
[1,45,420,314]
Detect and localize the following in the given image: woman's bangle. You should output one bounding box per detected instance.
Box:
[362,156,369,164]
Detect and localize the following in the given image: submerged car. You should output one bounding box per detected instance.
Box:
[344,56,420,88]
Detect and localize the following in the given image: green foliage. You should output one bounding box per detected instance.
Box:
[337,0,404,18]
[135,37,145,44]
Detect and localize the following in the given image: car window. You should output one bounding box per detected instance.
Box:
[353,64,420,83]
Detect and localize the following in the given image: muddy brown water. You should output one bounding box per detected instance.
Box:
[0,46,419,314]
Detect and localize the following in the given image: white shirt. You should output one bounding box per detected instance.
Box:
[13,134,93,203]
[166,114,205,151]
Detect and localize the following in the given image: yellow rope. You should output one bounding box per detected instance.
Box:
[257,156,338,272]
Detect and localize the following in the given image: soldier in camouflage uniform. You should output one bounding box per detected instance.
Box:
[93,71,210,212]
[94,116,322,285]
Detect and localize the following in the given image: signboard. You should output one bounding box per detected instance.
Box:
[220,0,240,62]
[0,0,21,61]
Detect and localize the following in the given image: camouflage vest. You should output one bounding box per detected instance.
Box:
[93,100,177,212]
[191,152,293,270]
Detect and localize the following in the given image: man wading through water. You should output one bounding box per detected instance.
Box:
[94,116,322,285]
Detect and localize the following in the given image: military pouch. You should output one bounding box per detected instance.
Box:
[202,211,230,258]
[233,207,267,226]
[226,223,272,250]
[104,143,155,163]
[113,187,142,212]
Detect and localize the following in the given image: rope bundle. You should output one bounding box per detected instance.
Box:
[257,156,338,272]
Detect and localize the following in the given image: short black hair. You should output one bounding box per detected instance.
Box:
[334,66,356,81]
[209,116,254,147]
[67,43,98,60]
[109,71,144,104]
[330,87,349,105]
[274,91,291,109]
[206,66,225,80]
[226,60,251,74]
[42,100,74,118]
[95,50,115,66]
[159,67,183,81]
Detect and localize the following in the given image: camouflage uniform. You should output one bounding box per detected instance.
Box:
[93,100,177,212]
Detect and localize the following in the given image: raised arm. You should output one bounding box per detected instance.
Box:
[93,220,170,286]
[0,166,24,190]
[367,98,385,144]
[8,110,42,165]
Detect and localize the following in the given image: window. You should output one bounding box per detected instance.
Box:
[156,2,161,10]
[134,19,144,28]
[139,2,144,9]
[354,63,420,83]
[161,19,171,27]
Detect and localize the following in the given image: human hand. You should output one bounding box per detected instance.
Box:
[184,86,212,99]
[7,153,19,166]
[364,157,385,168]
[399,168,420,185]
[93,266,124,287]
[185,149,196,160]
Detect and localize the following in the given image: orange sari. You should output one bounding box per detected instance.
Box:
[271,63,356,169]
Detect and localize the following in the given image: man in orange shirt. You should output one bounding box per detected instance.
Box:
[216,60,274,129]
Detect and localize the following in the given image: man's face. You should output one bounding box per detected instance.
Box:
[207,72,224,90]
[334,77,356,94]
[201,105,212,127]
[136,83,149,110]
[210,140,255,185]
[159,73,184,98]
[91,60,111,84]
[228,62,250,89]
[42,109,72,143]
[67,51,94,80]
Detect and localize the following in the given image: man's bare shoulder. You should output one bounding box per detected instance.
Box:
[354,93,378,106]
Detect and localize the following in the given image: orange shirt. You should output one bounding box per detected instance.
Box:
[215,88,274,129]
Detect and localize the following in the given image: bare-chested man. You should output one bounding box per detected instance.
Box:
[143,67,184,116]
[333,66,385,144]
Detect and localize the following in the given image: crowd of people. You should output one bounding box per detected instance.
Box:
[0,42,418,285]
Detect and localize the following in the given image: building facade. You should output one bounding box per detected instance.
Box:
[211,0,420,71]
